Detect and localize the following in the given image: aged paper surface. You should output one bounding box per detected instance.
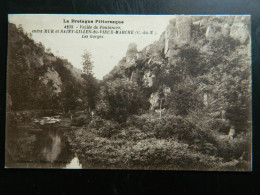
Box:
[6,14,252,170]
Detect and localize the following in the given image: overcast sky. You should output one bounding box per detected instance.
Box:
[9,14,174,79]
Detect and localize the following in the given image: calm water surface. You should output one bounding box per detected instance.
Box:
[6,115,82,168]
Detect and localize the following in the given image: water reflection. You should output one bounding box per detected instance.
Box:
[32,116,74,167]
[42,132,62,163]
[6,115,77,168]
[65,157,82,169]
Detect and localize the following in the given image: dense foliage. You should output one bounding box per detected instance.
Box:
[7,16,252,170]
[7,23,86,113]
[96,78,149,123]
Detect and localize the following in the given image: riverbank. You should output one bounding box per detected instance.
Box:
[5,110,251,170]
[5,114,74,168]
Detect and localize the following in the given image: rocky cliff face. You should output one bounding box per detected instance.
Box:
[39,67,63,95]
[104,16,251,131]
[164,15,250,55]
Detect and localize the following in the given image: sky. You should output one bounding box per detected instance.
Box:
[9,14,174,79]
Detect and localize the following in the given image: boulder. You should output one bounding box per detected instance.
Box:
[163,85,171,97]
[230,23,249,44]
[164,25,177,55]
[175,16,192,45]
[126,43,138,67]
[222,23,230,36]
[149,92,159,110]
[165,48,180,59]
[205,26,212,38]
[164,16,192,53]
[233,15,250,25]
[143,71,155,87]
[40,67,62,94]
[199,17,210,27]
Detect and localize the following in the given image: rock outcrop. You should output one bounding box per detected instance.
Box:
[104,15,250,117]
[143,71,155,87]
[40,67,62,94]
[230,16,249,42]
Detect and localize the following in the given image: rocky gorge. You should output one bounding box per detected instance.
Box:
[6,16,251,170]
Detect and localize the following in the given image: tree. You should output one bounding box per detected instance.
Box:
[81,50,98,112]
[82,50,94,75]
[157,85,165,119]
[96,78,149,123]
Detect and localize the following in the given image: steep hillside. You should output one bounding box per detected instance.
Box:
[7,23,85,113]
[103,15,251,134]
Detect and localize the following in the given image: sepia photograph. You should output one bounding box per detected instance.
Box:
[5,14,252,171]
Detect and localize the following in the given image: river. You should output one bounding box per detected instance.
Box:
[6,114,82,168]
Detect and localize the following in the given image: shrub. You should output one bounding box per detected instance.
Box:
[71,111,91,127]
[88,116,120,138]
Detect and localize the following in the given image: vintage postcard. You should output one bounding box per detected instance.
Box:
[6,14,252,170]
